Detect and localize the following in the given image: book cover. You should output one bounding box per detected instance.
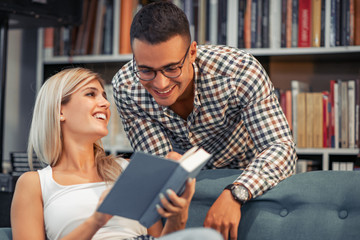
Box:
[98,147,212,228]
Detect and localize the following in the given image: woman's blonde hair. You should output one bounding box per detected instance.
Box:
[28,67,121,182]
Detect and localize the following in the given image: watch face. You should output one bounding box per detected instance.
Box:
[232,185,249,201]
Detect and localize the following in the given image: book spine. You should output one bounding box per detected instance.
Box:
[226,0,238,47]
[238,0,246,48]
[291,0,298,47]
[355,0,360,45]
[244,0,252,48]
[312,0,322,47]
[348,80,356,148]
[262,0,270,48]
[298,0,311,47]
[286,0,293,48]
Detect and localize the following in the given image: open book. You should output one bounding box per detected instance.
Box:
[98,146,212,228]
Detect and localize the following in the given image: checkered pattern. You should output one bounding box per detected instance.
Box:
[112,45,297,198]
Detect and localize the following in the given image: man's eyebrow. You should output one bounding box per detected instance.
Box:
[137,59,182,69]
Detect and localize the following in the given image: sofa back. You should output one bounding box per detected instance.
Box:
[187,169,360,240]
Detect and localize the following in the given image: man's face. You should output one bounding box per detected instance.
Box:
[132,35,197,107]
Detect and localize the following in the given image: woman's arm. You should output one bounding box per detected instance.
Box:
[11,171,46,240]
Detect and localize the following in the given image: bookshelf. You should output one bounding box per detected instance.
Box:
[36,0,360,167]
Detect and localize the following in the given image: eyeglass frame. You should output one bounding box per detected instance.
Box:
[132,45,191,81]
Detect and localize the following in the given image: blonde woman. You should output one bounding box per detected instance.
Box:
[10,68,222,240]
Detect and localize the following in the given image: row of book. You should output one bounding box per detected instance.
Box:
[181,0,360,48]
[296,159,360,173]
[281,0,360,48]
[43,0,143,57]
[277,79,360,149]
[43,0,360,58]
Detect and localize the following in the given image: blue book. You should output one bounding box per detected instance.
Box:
[98,146,212,228]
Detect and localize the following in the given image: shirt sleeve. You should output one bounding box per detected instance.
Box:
[233,53,297,199]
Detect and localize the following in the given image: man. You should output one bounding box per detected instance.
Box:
[112,2,297,240]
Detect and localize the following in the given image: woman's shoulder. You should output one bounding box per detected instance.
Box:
[16,171,41,190]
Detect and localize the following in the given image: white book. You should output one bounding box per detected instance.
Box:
[291,80,310,144]
[348,80,356,148]
[226,0,238,47]
[209,0,218,45]
[269,0,282,49]
[98,146,212,228]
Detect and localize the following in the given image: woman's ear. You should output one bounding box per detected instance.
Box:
[60,113,65,122]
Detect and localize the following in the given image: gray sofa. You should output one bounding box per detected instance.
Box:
[2,169,360,240]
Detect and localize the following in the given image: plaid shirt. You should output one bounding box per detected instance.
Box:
[112,45,297,198]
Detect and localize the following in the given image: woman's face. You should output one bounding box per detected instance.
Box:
[60,79,111,143]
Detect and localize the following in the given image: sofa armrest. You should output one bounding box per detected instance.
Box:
[187,169,360,240]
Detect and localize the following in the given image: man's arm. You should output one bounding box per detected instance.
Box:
[204,53,297,240]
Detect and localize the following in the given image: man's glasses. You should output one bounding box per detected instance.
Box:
[133,45,190,81]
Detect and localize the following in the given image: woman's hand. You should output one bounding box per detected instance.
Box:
[156,178,196,235]
[92,188,113,227]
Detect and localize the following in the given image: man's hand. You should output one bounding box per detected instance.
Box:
[203,190,241,240]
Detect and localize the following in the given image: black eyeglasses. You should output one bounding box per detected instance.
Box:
[133,45,190,81]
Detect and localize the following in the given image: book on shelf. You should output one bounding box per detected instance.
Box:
[332,161,354,171]
[43,27,54,58]
[298,0,311,47]
[92,0,107,55]
[98,146,212,228]
[312,92,324,148]
[291,80,310,144]
[311,0,322,47]
[296,92,307,148]
[296,159,321,173]
[355,0,360,45]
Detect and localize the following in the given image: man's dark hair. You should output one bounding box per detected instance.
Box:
[130,1,191,46]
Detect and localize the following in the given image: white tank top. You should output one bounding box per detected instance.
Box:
[37,164,147,240]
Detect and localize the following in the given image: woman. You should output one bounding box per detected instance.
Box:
[10,68,222,240]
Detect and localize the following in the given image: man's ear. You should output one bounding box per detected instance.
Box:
[189,41,197,63]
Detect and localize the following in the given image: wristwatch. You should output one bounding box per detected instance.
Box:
[224,184,250,205]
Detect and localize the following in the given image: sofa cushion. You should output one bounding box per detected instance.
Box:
[187,169,360,240]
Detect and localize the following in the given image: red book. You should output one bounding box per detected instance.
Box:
[329,80,336,148]
[322,91,329,147]
[298,0,312,47]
